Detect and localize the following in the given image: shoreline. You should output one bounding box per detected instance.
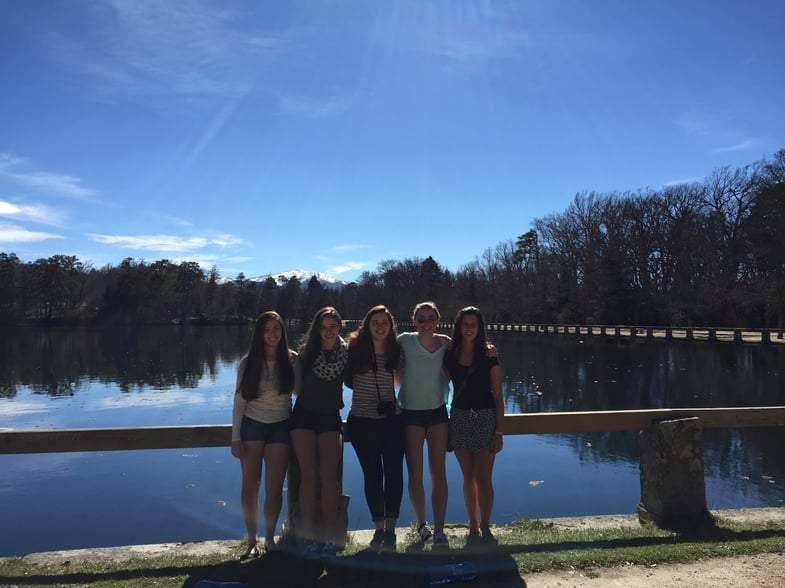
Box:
[9,506,785,564]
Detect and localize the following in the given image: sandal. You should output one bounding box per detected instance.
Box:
[262,539,280,553]
[238,544,261,561]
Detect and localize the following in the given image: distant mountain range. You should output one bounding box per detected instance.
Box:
[246,269,348,290]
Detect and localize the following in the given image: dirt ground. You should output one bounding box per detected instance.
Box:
[513,509,785,587]
[519,552,785,587]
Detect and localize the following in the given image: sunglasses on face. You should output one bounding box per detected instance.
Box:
[416,315,437,324]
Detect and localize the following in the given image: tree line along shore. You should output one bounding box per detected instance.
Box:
[1,148,783,329]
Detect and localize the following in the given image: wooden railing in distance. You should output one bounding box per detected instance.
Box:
[3,407,785,455]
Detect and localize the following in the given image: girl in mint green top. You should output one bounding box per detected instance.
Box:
[397,331,450,410]
[398,301,452,548]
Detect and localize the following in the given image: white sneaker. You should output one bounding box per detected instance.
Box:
[417,522,433,542]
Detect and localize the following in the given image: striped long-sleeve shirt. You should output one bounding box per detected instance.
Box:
[346,353,399,419]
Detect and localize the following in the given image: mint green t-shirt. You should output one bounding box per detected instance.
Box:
[397,332,450,410]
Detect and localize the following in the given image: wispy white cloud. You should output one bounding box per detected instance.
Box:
[326,261,367,275]
[138,209,195,228]
[49,1,294,98]
[210,234,246,247]
[673,112,757,156]
[663,177,703,187]
[314,244,370,276]
[0,200,66,226]
[278,93,355,118]
[0,154,97,199]
[88,232,245,253]
[674,110,723,136]
[411,12,584,68]
[39,2,361,120]
[328,244,364,253]
[90,234,202,252]
[0,222,63,243]
[712,139,756,154]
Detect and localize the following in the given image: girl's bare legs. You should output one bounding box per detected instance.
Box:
[425,422,449,534]
[261,443,289,549]
[405,425,427,526]
[290,429,319,544]
[475,449,497,533]
[239,440,265,551]
[317,431,342,542]
[454,449,479,533]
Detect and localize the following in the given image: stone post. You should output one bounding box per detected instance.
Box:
[637,417,711,527]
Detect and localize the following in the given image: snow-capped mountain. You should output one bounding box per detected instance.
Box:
[249,269,347,290]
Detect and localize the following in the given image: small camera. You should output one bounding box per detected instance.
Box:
[377,401,396,417]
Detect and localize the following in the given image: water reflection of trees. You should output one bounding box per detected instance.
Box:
[2,327,783,496]
[499,334,785,413]
[0,326,252,397]
[497,333,785,497]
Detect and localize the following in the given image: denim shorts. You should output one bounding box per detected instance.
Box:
[240,416,291,445]
[401,405,449,429]
[289,404,343,435]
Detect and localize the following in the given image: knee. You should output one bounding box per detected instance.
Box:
[431,469,448,484]
[476,476,493,490]
[266,488,284,500]
[243,481,262,495]
[299,479,316,497]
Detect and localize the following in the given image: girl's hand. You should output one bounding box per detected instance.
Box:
[490,432,503,454]
[231,440,243,459]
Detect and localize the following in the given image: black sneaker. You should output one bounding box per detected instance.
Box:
[432,531,449,549]
[370,529,385,549]
[465,532,483,549]
[382,530,397,552]
[481,529,498,546]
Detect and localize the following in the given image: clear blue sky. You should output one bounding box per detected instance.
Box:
[1,1,783,283]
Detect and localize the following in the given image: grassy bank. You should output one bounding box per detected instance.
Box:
[2,514,784,587]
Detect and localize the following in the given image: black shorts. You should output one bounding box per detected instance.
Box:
[240,416,291,445]
[289,404,343,435]
[401,405,449,429]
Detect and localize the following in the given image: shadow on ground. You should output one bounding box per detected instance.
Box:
[496,520,785,558]
[5,520,783,587]
[181,545,525,587]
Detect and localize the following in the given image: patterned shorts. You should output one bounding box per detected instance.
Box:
[449,407,496,452]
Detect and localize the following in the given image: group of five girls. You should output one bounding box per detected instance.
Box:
[230,301,504,559]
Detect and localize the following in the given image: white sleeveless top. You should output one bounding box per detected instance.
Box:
[231,357,293,441]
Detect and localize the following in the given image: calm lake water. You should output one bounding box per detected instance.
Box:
[1,325,783,557]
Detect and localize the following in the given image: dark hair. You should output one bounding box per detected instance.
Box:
[239,311,295,400]
[346,305,401,374]
[299,306,343,367]
[445,306,489,369]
